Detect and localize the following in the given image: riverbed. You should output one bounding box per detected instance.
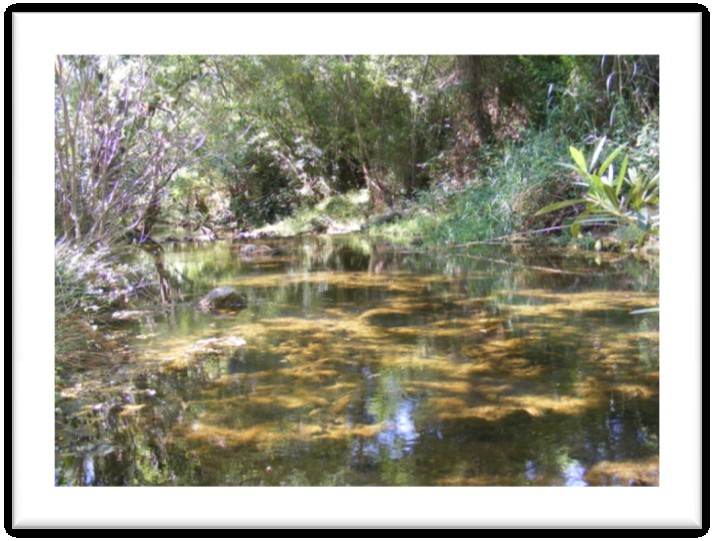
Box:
[55,236,659,486]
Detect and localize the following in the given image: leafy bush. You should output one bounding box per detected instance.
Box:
[224,143,296,229]
[322,194,364,220]
[535,137,659,244]
[542,55,659,143]
[55,241,155,315]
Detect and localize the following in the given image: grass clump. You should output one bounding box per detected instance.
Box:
[256,189,370,236]
[55,241,155,375]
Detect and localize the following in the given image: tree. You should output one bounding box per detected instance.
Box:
[55,55,204,304]
[54,55,199,247]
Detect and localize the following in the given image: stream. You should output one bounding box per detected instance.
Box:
[55,235,659,486]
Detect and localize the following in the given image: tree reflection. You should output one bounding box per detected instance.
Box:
[56,236,658,486]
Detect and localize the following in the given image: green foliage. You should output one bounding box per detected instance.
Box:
[322,190,369,220]
[55,55,200,245]
[535,137,659,244]
[515,56,574,127]
[485,132,578,231]
[432,184,512,243]
[541,55,658,143]
[632,118,660,179]
[54,54,659,257]
[256,190,369,236]
[385,132,575,245]
[224,143,296,228]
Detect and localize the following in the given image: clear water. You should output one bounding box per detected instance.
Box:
[55,236,659,486]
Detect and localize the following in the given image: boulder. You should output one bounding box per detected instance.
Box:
[360,209,404,231]
[196,286,247,312]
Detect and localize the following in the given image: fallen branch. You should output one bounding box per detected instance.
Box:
[454,254,602,276]
[450,225,573,248]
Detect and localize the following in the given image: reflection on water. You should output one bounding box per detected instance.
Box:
[55,236,659,486]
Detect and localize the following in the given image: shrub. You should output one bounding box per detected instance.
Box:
[535,137,659,245]
[55,241,155,315]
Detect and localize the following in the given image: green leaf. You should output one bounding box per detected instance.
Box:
[597,145,626,177]
[589,137,607,173]
[588,136,607,172]
[605,163,614,186]
[636,208,651,230]
[569,146,588,173]
[574,213,621,225]
[614,155,628,196]
[570,210,592,236]
[534,198,586,216]
[586,170,606,194]
[626,167,638,186]
[599,181,620,209]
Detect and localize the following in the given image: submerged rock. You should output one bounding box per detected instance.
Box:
[185,336,247,356]
[196,286,247,312]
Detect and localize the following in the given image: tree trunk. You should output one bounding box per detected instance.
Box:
[342,56,389,212]
[137,237,172,304]
[457,56,494,142]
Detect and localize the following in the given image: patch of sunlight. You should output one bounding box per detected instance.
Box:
[119,404,146,416]
[584,456,659,486]
[220,269,452,295]
[502,393,597,416]
[314,422,386,440]
[181,422,280,448]
[494,289,659,317]
[407,380,472,395]
[436,474,505,486]
[608,384,659,400]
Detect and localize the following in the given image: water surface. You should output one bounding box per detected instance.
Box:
[55,236,659,486]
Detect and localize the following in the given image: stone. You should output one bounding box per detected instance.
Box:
[196,286,247,312]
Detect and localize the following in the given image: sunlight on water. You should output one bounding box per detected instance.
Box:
[55,236,659,486]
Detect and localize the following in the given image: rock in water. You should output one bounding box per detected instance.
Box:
[196,286,247,312]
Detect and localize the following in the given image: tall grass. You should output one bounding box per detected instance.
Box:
[55,241,157,374]
[393,132,575,244]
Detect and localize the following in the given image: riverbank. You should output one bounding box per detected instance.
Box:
[157,186,659,258]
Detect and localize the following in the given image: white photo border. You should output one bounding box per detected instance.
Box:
[11,10,703,530]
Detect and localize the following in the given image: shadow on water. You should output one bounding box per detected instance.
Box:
[55,236,659,486]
